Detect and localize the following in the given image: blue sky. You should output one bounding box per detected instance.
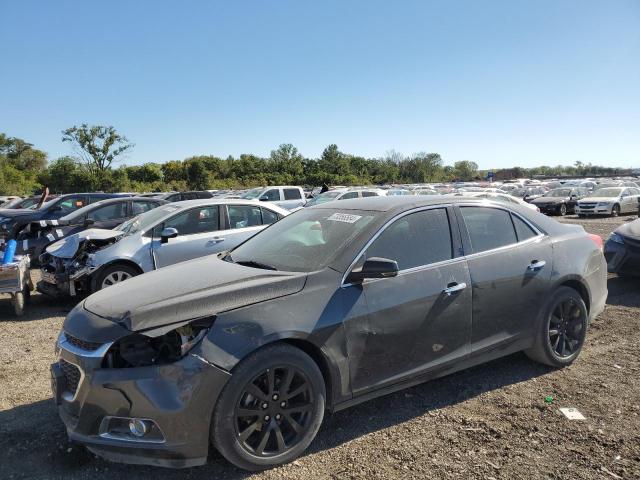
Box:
[1,0,639,169]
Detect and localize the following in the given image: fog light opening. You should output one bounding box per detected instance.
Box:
[128,419,148,437]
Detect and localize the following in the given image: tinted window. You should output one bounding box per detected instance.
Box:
[363,209,452,270]
[228,205,263,229]
[165,193,181,202]
[461,207,517,253]
[261,208,279,225]
[262,189,280,201]
[362,191,379,197]
[283,188,301,200]
[339,191,359,200]
[512,214,537,242]
[132,201,158,215]
[162,207,220,236]
[87,202,127,221]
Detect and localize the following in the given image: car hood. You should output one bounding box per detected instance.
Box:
[580,197,617,203]
[615,219,640,239]
[83,256,307,332]
[532,197,568,204]
[0,208,40,219]
[46,228,124,258]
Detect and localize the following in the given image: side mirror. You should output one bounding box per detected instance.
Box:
[347,257,399,284]
[160,227,178,244]
[258,195,269,201]
[84,218,95,227]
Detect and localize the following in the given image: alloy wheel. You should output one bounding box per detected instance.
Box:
[101,271,132,289]
[559,204,567,216]
[548,298,585,358]
[234,366,314,457]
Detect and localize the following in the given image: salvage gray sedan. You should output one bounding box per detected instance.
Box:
[52,197,607,470]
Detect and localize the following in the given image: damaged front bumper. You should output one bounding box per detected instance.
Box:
[37,265,93,297]
[52,311,231,468]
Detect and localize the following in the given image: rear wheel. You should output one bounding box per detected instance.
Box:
[94,264,139,291]
[13,291,25,316]
[212,343,325,471]
[611,204,620,217]
[525,286,588,367]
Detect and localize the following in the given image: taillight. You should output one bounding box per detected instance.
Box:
[588,233,603,251]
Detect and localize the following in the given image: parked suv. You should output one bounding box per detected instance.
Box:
[240,186,306,210]
[0,193,132,246]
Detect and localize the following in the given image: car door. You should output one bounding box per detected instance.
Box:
[344,207,472,394]
[457,205,552,354]
[86,202,129,229]
[621,188,638,213]
[151,205,223,268]
[222,204,270,248]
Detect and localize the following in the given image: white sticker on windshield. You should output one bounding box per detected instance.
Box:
[327,213,362,223]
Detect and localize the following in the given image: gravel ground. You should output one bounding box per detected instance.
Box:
[1,214,639,480]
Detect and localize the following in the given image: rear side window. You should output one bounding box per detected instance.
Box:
[461,207,517,253]
[511,215,537,242]
[228,205,263,229]
[132,201,158,215]
[283,188,302,200]
[87,202,127,221]
[362,208,452,270]
[362,191,379,197]
[261,208,280,225]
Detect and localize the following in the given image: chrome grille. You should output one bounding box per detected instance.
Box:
[65,333,102,351]
[59,358,81,395]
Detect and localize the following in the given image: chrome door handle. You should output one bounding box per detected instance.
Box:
[443,282,467,296]
[527,260,546,271]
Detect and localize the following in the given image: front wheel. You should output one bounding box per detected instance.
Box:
[212,343,326,471]
[611,204,620,217]
[94,264,140,291]
[558,203,567,216]
[525,286,588,367]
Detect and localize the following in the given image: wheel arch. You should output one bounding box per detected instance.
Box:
[553,276,591,314]
[90,259,144,290]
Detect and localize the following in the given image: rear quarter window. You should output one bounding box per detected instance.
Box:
[283,188,302,200]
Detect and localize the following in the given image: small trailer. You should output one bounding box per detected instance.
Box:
[0,256,32,316]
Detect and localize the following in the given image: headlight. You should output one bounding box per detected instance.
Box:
[609,233,624,244]
[103,317,214,368]
[597,202,611,207]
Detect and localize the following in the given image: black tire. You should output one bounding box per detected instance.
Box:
[212,343,326,471]
[578,214,586,218]
[525,286,588,367]
[93,263,140,292]
[611,204,620,217]
[558,203,567,216]
[13,291,25,316]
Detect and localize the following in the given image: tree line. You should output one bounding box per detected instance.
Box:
[0,126,632,196]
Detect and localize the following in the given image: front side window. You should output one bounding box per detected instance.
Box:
[228,205,263,229]
[283,188,302,200]
[161,206,220,236]
[262,189,280,201]
[339,191,359,200]
[461,207,517,253]
[87,202,127,222]
[57,196,86,213]
[361,208,453,270]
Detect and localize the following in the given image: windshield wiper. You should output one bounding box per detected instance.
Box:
[234,260,278,271]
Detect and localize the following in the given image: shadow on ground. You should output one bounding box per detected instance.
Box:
[0,352,551,479]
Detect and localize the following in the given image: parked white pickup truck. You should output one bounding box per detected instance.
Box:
[239,186,307,210]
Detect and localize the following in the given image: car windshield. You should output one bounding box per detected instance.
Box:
[544,189,572,197]
[589,188,622,198]
[306,191,343,206]
[240,188,264,200]
[116,204,179,235]
[227,208,378,272]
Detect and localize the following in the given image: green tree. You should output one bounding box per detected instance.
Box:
[62,124,133,175]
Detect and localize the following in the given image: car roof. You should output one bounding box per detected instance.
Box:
[307,195,488,212]
[164,198,291,214]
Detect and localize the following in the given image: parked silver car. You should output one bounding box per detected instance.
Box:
[37,199,289,296]
[239,186,307,210]
[575,187,640,217]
